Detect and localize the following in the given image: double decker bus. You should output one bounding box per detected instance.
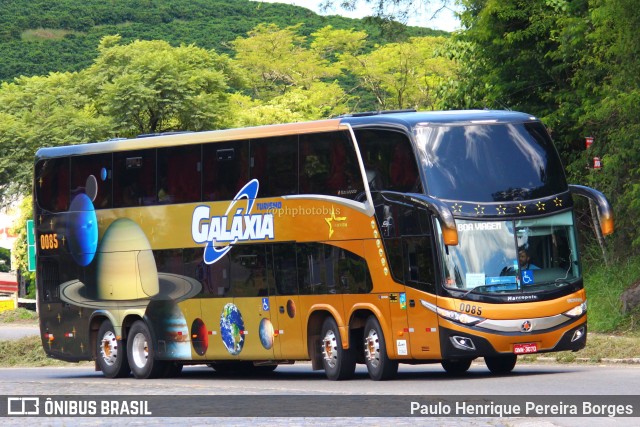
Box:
[34,110,613,380]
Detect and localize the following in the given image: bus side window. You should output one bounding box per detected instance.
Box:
[403,236,436,293]
[157,145,201,204]
[271,243,299,296]
[35,158,70,212]
[196,253,230,297]
[297,243,327,295]
[202,140,249,201]
[355,129,422,193]
[70,153,112,209]
[299,131,362,199]
[113,149,156,207]
[229,245,268,297]
[250,135,298,198]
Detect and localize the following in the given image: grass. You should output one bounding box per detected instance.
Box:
[582,254,640,334]
[0,307,38,323]
[0,335,79,367]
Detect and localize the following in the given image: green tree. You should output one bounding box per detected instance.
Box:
[81,35,234,136]
[0,72,111,206]
[232,23,339,98]
[343,36,454,109]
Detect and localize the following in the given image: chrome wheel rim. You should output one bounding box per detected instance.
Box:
[364,328,380,368]
[322,329,338,369]
[100,330,118,367]
[131,332,149,369]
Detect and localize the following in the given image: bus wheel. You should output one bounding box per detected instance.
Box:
[127,320,164,379]
[363,316,398,381]
[96,320,130,378]
[484,355,517,374]
[441,359,472,375]
[320,317,356,380]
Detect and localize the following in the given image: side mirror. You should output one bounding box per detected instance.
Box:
[379,191,458,245]
[569,184,614,235]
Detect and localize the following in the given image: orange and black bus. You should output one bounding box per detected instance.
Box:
[34,110,613,380]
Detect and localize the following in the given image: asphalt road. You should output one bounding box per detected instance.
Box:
[0,323,39,340]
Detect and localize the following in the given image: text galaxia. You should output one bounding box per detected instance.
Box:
[192,179,274,265]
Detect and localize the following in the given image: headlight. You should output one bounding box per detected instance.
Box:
[564,300,587,317]
[435,306,484,326]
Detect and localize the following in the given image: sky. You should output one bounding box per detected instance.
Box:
[254,1,461,32]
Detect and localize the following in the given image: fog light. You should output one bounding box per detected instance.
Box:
[571,327,585,342]
[451,336,476,351]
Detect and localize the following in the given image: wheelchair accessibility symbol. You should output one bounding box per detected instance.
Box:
[262,297,270,311]
[522,270,534,285]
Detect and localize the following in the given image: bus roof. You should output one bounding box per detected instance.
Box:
[34,110,538,161]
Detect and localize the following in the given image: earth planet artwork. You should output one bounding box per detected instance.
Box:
[220,303,245,355]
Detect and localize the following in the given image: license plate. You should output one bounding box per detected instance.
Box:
[513,343,538,354]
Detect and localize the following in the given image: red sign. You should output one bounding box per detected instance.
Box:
[593,157,602,169]
[585,136,594,149]
[513,343,538,354]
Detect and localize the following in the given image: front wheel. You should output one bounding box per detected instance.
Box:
[363,316,398,381]
[96,320,130,378]
[127,320,165,379]
[484,355,517,374]
[441,358,473,375]
[320,317,356,380]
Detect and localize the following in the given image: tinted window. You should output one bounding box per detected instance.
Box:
[35,158,69,212]
[271,243,298,295]
[354,129,421,193]
[420,122,567,202]
[251,135,298,197]
[70,153,112,209]
[229,245,268,297]
[157,145,201,204]
[197,252,230,297]
[203,140,249,201]
[299,131,363,199]
[113,149,156,207]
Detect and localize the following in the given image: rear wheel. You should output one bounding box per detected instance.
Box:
[127,320,165,379]
[441,358,473,375]
[485,355,517,374]
[320,317,356,380]
[96,320,130,378]
[363,316,398,381]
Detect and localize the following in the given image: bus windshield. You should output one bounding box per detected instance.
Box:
[416,122,567,202]
[438,211,580,294]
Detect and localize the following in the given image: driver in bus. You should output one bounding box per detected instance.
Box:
[518,247,539,270]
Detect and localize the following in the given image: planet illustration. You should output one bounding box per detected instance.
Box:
[144,300,190,359]
[67,193,98,267]
[220,303,245,355]
[191,318,208,356]
[259,318,274,350]
[85,175,98,201]
[96,218,159,300]
[59,218,201,308]
[286,299,296,318]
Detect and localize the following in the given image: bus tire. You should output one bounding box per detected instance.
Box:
[127,320,165,379]
[320,317,356,380]
[484,355,517,374]
[441,358,472,375]
[363,316,398,381]
[96,320,130,378]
